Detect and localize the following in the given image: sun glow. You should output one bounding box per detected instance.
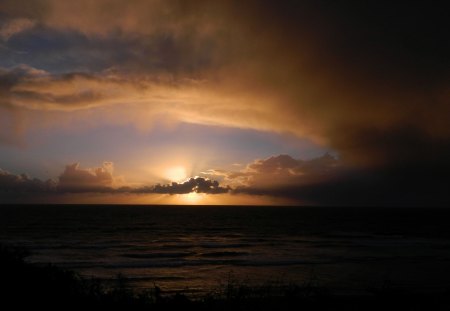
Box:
[181,192,205,204]
[165,166,187,182]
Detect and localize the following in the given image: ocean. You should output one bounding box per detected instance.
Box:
[1,205,450,295]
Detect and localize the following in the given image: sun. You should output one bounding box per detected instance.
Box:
[165,166,187,182]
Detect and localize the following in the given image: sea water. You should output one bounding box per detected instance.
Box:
[1,205,450,295]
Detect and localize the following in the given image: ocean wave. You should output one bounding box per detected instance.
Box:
[102,258,332,269]
[199,243,252,249]
[121,252,195,259]
[157,244,198,250]
[108,275,188,282]
[200,251,249,257]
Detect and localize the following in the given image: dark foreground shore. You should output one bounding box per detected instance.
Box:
[1,244,450,310]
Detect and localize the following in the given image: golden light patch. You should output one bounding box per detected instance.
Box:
[165,166,187,182]
[182,192,204,204]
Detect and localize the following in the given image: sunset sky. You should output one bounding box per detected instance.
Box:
[1,1,449,205]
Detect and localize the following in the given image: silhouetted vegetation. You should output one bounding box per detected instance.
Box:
[1,244,450,310]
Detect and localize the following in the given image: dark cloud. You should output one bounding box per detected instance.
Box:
[151,177,229,195]
[1,152,448,206]
[0,163,229,197]
[0,0,48,20]
[1,25,219,74]
[2,1,449,150]
[0,168,56,193]
[226,1,450,205]
[55,162,224,196]
[0,63,47,90]
[0,65,45,144]
[248,154,338,178]
[0,64,47,109]
[230,153,450,206]
[205,154,340,189]
[115,178,230,195]
[1,1,450,205]
[0,65,174,115]
[332,125,450,167]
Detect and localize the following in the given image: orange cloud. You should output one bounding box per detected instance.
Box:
[205,154,340,189]
[58,162,117,192]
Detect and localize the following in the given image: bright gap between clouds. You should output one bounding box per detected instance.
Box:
[164,166,188,183]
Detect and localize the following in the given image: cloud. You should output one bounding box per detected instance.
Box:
[1,152,449,206]
[1,2,447,154]
[0,168,56,193]
[0,64,296,141]
[1,0,224,38]
[142,177,229,195]
[205,152,450,206]
[57,162,117,192]
[247,154,338,181]
[205,154,340,188]
[1,1,450,204]
[0,18,35,41]
[0,162,229,196]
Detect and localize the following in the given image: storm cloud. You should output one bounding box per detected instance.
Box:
[1,1,448,158]
[1,1,450,204]
[205,152,450,206]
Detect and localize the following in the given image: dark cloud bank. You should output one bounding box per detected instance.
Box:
[1,151,448,206]
[0,163,229,197]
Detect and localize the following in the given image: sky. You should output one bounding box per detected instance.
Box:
[1,0,449,205]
